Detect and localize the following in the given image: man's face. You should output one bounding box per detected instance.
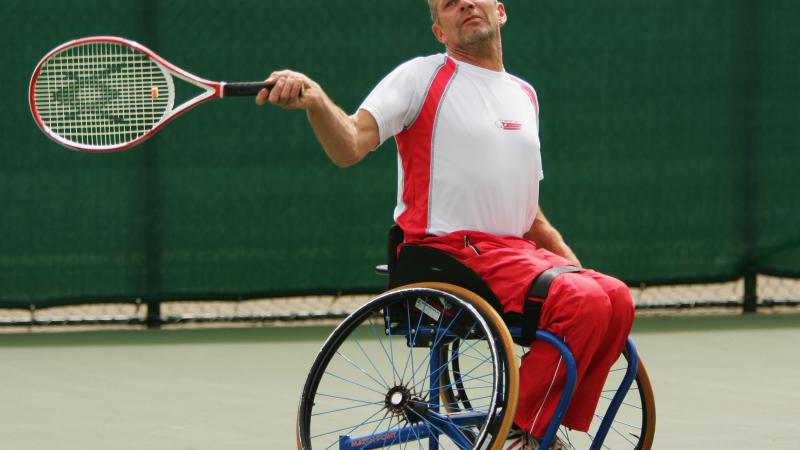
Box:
[432,0,506,48]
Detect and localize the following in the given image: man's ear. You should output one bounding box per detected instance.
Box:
[432,23,446,44]
[497,2,507,27]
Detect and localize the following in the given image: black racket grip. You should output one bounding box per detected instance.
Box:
[223,82,274,97]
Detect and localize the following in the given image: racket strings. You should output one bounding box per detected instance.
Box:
[34,42,172,148]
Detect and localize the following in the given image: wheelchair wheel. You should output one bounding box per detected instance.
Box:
[296,283,519,450]
[554,352,656,450]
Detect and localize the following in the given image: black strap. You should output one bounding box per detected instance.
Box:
[521,265,583,346]
[528,266,583,299]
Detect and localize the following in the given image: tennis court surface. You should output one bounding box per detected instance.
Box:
[1,313,798,449]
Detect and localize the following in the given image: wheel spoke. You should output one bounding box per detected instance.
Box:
[312,400,385,417]
[366,316,402,386]
[352,331,391,388]
[323,371,387,396]
[311,407,388,439]
[335,349,390,390]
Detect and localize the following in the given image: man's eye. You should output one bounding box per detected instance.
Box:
[445,0,455,7]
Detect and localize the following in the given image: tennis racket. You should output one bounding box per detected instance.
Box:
[29,36,280,152]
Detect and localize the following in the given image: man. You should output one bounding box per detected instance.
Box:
[256,1,634,448]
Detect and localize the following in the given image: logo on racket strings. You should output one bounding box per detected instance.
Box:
[51,63,128,124]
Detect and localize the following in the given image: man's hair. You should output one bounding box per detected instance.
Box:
[427,0,437,23]
[427,1,500,23]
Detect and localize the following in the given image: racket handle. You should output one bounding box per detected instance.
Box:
[223,82,274,97]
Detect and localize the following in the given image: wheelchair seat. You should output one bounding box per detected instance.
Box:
[383,225,525,341]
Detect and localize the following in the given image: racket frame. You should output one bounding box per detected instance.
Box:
[29,36,237,152]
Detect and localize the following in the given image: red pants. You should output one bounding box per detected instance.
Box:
[406,231,635,437]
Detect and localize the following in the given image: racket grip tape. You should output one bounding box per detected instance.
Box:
[223,82,274,97]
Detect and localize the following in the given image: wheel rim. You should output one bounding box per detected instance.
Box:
[297,288,507,449]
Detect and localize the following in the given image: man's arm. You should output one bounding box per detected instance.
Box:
[523,209,581,266]
[255,70,379,167]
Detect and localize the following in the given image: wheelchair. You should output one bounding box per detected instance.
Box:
[297,227,656,450]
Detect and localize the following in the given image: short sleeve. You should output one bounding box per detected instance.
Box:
[359,55,444,147]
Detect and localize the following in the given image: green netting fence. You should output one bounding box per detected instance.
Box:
[1,1,798,317]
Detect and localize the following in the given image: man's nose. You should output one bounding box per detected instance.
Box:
[460,0,476,11]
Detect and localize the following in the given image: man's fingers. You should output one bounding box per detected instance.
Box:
[268,78,285,104]
[255,87,270,106]
[256,71,309,109]
[289,81,303,100]
[280,77,299,101]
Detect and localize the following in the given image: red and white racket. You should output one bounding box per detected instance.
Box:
[29,36,277,152]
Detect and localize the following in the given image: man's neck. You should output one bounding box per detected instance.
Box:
[445,41,504,72]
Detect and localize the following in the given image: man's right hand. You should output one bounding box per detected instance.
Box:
[255,69,319,111]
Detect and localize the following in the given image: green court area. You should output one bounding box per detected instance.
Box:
[1,313,798,449]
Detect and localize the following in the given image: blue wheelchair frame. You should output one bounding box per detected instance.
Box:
[326,227,647,449]
[335,314,640,450]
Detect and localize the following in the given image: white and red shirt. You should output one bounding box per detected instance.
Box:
[359,54,543,240]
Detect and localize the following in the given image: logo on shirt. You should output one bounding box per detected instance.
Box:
[495,119,522,131]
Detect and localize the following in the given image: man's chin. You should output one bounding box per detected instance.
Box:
[461,28,495,46]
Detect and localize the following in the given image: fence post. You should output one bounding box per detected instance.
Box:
[146,300,162,329]
[141,0,162,329]
[743,271,757,313]
[736,0,760,315]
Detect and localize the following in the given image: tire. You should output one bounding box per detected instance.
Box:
[633,356,656,450]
